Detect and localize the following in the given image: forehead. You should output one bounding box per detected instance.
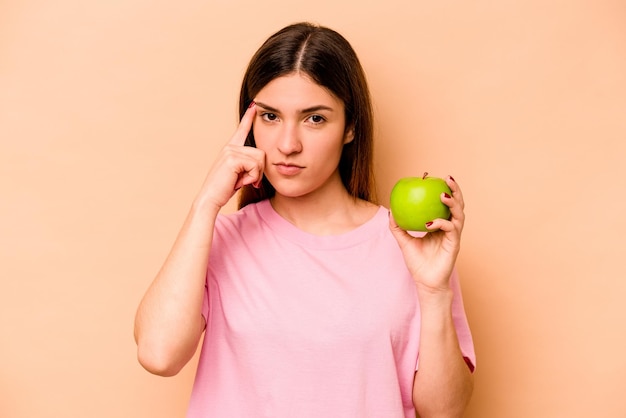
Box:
[255,73,344,110]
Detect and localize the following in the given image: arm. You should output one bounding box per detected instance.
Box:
[133,201,218,377]
[389,176,474,417]
[133,103,264,376]
[412,288,474,417]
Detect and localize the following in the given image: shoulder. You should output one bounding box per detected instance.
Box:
[214,200,267,237]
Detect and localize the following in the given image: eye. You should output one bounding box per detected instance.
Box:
[261,112,278,121]
[308,114,326,124]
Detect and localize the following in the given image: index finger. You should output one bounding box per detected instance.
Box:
[446,175,465,210]
[228,101,257,146]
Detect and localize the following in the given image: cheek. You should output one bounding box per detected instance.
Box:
[314,142,346,169]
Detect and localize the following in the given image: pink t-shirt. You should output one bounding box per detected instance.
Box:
[187,199,475,417]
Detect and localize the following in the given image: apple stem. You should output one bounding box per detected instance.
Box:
[423,172,428,179]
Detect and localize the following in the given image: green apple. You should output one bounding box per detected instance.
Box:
[390,173,452,231]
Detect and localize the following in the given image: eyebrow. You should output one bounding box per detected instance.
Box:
[254,102,335,114]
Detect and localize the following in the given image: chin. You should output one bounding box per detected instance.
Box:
[269,181,316,199]
[272,188,312,199]
[267,171,336,200]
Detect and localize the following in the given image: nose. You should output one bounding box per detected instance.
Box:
[276,123,302,155]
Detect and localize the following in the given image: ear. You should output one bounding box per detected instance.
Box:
[343,126,355,144]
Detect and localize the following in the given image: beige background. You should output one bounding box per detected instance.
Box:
[2,0,625,416]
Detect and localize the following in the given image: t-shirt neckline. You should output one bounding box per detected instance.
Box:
[254,199,388,250]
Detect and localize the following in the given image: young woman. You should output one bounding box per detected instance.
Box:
[134,22,475,418]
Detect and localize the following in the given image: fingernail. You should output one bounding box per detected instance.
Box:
[443,193,451,199]
[449,175,455,182]
[248,101,256,108]
[425,221,434,228]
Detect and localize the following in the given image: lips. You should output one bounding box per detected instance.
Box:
[274,162,304,176]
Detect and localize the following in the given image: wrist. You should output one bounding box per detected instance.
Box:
[416,287,456,336]
[415,285,454,310]
[191,195,222,218]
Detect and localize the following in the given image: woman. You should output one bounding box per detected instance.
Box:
[134,22,475,417]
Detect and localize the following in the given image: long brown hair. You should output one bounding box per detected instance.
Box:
[238,22,376,209]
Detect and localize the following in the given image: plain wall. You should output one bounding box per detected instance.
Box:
[1,0,625,416]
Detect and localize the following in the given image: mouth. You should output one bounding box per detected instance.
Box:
[273,162,304,176]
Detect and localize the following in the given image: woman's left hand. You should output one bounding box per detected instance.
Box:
[389,175,465,293]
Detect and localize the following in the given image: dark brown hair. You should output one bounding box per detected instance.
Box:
[238,22,376,209]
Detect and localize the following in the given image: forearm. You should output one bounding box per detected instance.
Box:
[134,200,220,376]
[413,288,474,417]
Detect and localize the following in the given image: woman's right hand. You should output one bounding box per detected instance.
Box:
[196,102,264,210]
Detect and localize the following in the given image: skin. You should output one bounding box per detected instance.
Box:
[134,72,473,416]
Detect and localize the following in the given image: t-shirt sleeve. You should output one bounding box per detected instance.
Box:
[201,282,209,324]
[416,268,476,372]
[449,268,476,372]
[200,214,224,325]
[200,211,236,326]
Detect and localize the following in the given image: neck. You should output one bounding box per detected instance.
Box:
[270,181,377,236]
